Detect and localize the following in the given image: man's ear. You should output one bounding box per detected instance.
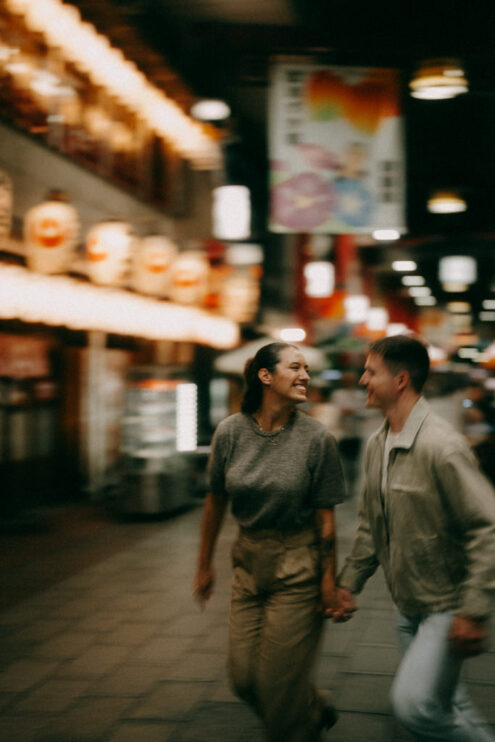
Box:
[258,368,271,386]
[396,370,410,391]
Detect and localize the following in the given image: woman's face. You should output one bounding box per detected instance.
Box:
[266,346,310,404]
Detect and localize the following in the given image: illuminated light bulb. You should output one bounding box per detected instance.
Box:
[427,191,467,214]
[303,261,335,298]
[367,307,389,331]
[212,186,251,240]
[415,296,437,306]
[387,323,408,336]
[344,295,370,323]
[439,256,476,286]
[279,328,306,342]
[392,260,417,272]
[191,99,231,121]
[408,286,431,297]
[401,275,425,286]
[372,229,401,241]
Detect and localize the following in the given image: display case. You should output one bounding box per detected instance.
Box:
[119,366,198,514]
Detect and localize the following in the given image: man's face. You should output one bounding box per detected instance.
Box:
[359,352,400,410]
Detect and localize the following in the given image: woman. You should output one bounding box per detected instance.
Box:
[194,342,346,741]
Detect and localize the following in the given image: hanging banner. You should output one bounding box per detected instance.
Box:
[269,63,405,234]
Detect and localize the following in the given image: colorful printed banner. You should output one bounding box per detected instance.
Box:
[269,64,406,234]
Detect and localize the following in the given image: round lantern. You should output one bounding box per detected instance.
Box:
[131,235,178,298]
[0,170,13,249]
[219,271,260,323]
[168,251,209,305]
[24,195,80,274]
[438,255,476,292]
[85,220,133,287]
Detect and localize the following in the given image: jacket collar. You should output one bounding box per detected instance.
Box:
[378,396,430,450]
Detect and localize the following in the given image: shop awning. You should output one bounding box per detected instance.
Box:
[0,264,239,349]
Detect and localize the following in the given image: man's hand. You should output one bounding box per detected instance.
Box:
[319,580,340,619]
[331,587,357,623]
[449,615,489,657]
[193,566,214,608]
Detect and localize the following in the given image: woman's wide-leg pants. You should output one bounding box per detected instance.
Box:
[228,527,328,742]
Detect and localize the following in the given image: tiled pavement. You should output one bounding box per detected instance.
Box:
[0,496,494,742]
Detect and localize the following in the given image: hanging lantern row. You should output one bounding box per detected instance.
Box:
[21,195,262,322]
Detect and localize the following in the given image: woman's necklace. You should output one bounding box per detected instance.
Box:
[251,412,292,437]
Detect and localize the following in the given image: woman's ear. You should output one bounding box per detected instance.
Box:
[258,368,271,386]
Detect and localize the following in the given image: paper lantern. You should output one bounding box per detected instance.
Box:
[85,220,133,287]
[0,170,13,249]
[438,255,476,292]
[219,272,260,323]
[212,186,251,240]
[344,294,370,324]
[24,197,80,274]
[168,251,209,305]
[303,261,335,298]
[131,235,178,297]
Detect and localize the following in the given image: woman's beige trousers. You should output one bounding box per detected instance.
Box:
[228,527,328,742]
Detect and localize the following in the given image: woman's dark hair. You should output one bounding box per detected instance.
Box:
[241,342,295,414]
[369,335,430,393]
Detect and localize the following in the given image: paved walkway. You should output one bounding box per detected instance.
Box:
[0,495,494,741]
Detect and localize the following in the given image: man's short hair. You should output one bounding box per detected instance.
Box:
[368,335,430,393]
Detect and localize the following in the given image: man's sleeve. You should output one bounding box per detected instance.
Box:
[440,447,495,619]
[338,489,380,594]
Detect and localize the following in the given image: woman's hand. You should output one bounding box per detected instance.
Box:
[193,566,215,608]
[319,573,341,619]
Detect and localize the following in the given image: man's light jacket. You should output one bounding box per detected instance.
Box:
[339,397,495,619]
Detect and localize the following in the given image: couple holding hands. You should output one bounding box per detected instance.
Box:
[194,336,495,742]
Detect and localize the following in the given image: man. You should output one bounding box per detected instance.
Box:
[336,335,495,741]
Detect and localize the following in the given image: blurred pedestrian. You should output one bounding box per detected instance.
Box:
[336,335,495,741]
[194,342,346,741]
[331,371,365,496]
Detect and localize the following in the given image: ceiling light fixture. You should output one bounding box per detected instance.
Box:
[410,59,468,100]
[408,286,431,298]
[427,190,467,214]
[372,229,401,242]
[439,255,476,292]
[447,302,471,313]
[190,99,231,122]
[401,275,425,286]
[415,296,437,306]
[4,0,220,169]
[392,260,417,272]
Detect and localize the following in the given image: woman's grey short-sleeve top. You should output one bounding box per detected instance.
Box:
[207,410,345,531]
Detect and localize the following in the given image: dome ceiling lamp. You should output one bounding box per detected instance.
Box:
[409,58,468,100]
[427,189,467,214]
[438,255,477,293]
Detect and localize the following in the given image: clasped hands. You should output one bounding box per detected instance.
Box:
[320,585,357,623]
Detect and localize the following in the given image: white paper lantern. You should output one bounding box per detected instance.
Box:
[219,272,260,323]
[24,197,80,274]
[344,294,370,324]
[303,261,335,298]
[168,251,209,305]
[131,235,178,297]
[85,220,133,287]
[438,255,476,292]
[212,186,251,240]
